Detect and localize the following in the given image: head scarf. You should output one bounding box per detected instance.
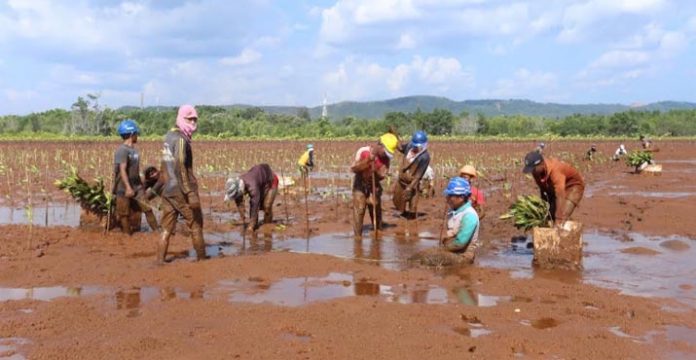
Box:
[176,105,198,142]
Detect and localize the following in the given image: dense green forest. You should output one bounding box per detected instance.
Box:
[1,95,695,138]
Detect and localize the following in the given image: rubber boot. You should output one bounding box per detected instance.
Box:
[120,216,132,236]
[144,211,160,233]
[157,231,171,265]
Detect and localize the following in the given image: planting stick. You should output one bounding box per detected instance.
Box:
[371,160,378,238]
[280,168,290,224]
[438,202,449,248]
[303,171,310,234]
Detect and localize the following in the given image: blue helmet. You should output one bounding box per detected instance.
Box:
[411,130,428,147]
[444,177,471,197]
[117,119,140,136]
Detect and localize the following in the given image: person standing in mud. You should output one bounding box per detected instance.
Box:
[522,151,585,227]
[224,163,279,232]
[112,119,160,235]
[584,144,598,161]
[393,130,431,219]
[297,144,315,178]
[441,177,480,264]
[157,105,206,264]
[350,132,398,237]
[458,165,485,219]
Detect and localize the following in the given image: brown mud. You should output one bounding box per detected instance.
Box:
[1,139,696,359]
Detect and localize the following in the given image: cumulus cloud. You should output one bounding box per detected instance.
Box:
[322,55,474,100]
[220,48,263,66]
[482,68,558,99]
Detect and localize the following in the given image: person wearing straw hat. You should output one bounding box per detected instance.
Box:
[458,164,486,219]
[350,132,397,237]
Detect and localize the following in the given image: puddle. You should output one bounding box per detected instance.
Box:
[479,231,696,307]
[607,326,660,344]
[451,326,493,338]
[665,325,696,346]
[608,191,696,199]
[189,232,435,271]
[0,203,81,227]
[208,272,508,308]
[0,286,103,302]
[0,337,30,360]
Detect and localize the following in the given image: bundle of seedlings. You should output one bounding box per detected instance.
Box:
[54,166,112,216]
[625,151,653,171]
[499,195,551,231]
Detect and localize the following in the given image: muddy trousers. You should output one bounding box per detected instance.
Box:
[443,238,479,264]
[158,191,206,263]
[352,188,382,237]
[259,188,278,227]
[115,195,159,235]
[392,181,419,214]
[548,185,585,223]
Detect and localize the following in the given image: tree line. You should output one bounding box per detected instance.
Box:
[1,95,695,138]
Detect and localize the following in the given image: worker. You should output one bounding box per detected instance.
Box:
[441,177,480,264]
[297,144,315,178]
[157,105,206,264]
[112,119,159,235]
[350,132,397,237]
[522,151,585,227]
[535,142,546,154]
[612,144,627,161]
[419,166,435,198]
[224,163,279,232]
[458,165,485,219]
[393,130,431,219]
[584,144,597,161]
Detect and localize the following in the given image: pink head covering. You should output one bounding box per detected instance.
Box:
[176,104,198,141]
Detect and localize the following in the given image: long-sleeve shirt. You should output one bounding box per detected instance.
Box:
[533,157,585,220]
[237,164,277,224]
[297,150,314,168]
[161,128,197,198]
[397,143,430,188]
[446,201,480,247]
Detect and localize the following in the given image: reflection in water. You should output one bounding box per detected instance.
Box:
[193,232,434,271]
[0,286,101,302]
[479,231,696,308]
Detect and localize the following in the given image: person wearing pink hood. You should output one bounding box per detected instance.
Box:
[157,104,206,264]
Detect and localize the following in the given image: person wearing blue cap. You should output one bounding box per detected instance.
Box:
[441,177,480,263]
[393,130,431,218]
[112,119,159,235]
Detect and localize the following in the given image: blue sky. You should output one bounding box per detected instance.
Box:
[1,0,695,115]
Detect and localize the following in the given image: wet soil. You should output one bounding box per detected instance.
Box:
[1,139,696,359]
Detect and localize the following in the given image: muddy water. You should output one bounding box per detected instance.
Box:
[0,337,30,360]
[191,232,436,271]
[0,286,103,302]
[479,231,696,307]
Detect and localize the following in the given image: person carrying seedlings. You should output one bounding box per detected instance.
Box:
[350,132,397,237]
[522,151,585,227]
[157,105,206,264]
[393,130,431,218]
[584,144,598,161]
[297,144,315,177]
[612,144,627,161]
[112,119,160,235]
[458,165,486,219]
[224,163,279,232]
[441,177,480,263]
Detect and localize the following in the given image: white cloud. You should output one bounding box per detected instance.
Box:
[559,0,667,42]
[590,50,650,69]
[396,33,417,49]
[322,55,473,100]
[482,68,558,99]
[220,48,263,66]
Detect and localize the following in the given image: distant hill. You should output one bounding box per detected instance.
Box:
[129,96,696,120]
